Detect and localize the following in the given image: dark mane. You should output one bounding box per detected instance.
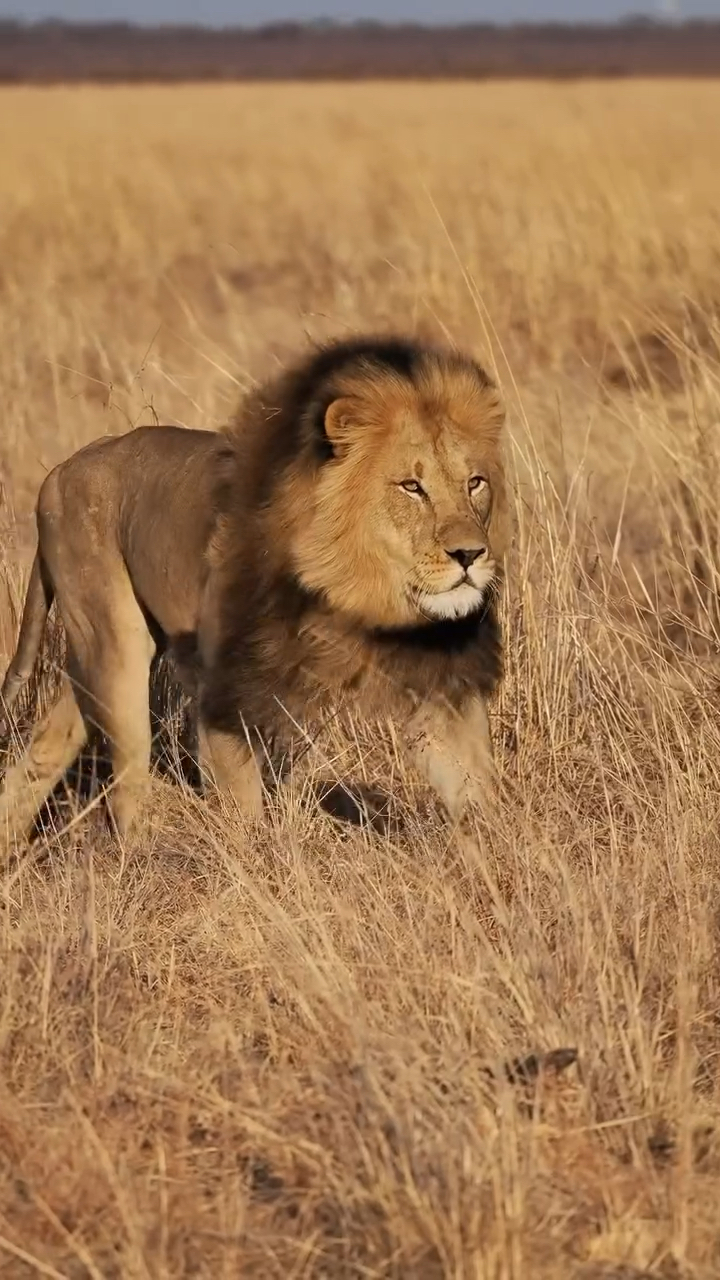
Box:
[371,602,503,698]
[373,602,496,655]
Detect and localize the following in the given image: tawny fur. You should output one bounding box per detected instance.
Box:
[0,334,508,844]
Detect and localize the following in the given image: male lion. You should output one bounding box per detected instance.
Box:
[0,335,508,844]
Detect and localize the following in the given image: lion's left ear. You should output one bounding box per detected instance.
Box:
[323,397,362,451]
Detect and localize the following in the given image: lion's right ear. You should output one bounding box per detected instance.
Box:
[323,397,361,452]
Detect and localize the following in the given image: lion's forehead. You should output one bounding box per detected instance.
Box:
[341,359,503,445]
[377,425,494,484]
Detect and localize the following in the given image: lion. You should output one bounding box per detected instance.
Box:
[0,334,508,845]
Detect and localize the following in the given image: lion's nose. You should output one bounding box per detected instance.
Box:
[447,546,487,570]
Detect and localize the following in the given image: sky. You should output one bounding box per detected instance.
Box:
[3,0,720,25]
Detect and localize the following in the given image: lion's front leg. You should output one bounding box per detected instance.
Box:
[197,723,264,822]
[408,695,497,821]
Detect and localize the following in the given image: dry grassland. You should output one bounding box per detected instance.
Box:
[2,80,720,1278]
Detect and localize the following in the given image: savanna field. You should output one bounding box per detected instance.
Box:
[2,79,720,1277]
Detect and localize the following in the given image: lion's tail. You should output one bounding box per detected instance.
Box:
[1,552,54,735]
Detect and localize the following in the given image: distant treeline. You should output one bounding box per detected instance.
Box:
[2,18,720,83]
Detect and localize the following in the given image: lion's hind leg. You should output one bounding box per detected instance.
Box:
[63,595,156,842]
[1,606,156,847]
[36,526,157,841]
[0,678,87,849]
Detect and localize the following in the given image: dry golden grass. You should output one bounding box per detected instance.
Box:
[2,79,720,1278]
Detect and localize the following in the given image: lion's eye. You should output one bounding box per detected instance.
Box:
[468,476,488,494]
[400,479,425,496]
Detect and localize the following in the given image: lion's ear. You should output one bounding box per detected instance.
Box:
[323,397,361,449]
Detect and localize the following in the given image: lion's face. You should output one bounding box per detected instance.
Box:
[288,350,507,630]
[374,432,499,623]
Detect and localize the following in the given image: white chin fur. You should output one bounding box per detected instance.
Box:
[418,581,487,621]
